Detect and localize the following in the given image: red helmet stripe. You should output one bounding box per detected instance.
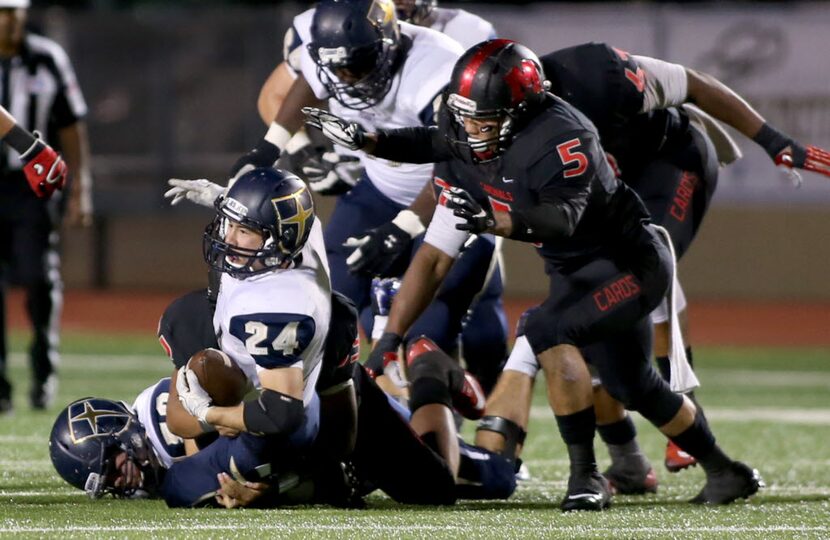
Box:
[457,39,514,98]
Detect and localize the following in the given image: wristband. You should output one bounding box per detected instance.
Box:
[264,122,292,152]
[3,124,37,155]
[391,209,426,238]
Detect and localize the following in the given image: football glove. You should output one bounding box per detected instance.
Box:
[285,143,362,196]
[176,367,212,423]
[445,187,494,234]
[228,139,281,182]
[343,210,424,275]
[20,136,67,198]
[753,123,830,187]
[303,107,367,151]
[365,332,402,378]
[165,178,225,208]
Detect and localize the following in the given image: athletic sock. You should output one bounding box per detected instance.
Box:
[670,410,732,474]
[556,407,598,476]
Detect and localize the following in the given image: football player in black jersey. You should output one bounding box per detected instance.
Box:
[303,39,765,511]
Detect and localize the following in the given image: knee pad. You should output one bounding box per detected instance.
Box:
[475,415,527,460]
[405,336,442,367]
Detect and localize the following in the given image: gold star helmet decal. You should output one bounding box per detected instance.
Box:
[272,184,314,254]
[69,401,133,444]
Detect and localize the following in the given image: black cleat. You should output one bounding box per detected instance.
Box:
[690,461,764,505]
[604,455,658,495]
[560,471,612,512]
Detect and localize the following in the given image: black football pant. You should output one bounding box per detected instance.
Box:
[525,224,684,427]
[628,123,718,260]
[0,179,62,398]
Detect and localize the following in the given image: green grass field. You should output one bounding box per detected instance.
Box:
[1,332,829,539]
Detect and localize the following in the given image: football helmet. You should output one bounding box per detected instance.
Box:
[49,397,161,498]
[394,0,436,24]
[203,167,315,277]
[445,39,548,161]
[308,0,402,110]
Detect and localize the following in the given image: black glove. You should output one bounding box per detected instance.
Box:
[343,221,412,276]
[285,143,361,196]
[445,186,494,234]
[343,210,424,275]
[365,332,402,378]
[229,139,281,181]
[303,107,367,151]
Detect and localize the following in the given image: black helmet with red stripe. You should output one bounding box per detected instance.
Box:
[445,39,547,161]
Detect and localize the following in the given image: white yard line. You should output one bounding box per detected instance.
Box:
[530,406,830,425]
[0,524,827,534]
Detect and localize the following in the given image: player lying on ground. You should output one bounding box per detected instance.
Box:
[47,340,514,508]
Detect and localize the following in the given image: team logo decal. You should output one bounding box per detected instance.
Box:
[272,185,314,251]
[68,400,133,444]
[369,0,396,26]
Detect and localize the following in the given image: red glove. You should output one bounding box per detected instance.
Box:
[20,139,67,198]
[776,144,830,177]
[754,123,830,187]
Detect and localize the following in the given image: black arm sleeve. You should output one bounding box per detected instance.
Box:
[509,187,588,242]
[373,126,453,164]
[243,389,305,436]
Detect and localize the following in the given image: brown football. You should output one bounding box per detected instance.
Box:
[186,348,249,407]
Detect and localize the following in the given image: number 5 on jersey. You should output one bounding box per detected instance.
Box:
[230,314,316,369]
[557,138,588,178]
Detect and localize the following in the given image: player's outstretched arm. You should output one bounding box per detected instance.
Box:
[366,243,455,375]
[0,107,67,198]
[686,68,830,183]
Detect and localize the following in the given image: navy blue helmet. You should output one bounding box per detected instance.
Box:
[394,0,436,24]
[203,167,315,277]
[445,39,547,161]
[49,397,160,498]
[308,0,402,110]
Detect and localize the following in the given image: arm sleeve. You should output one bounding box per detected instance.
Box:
[423,202,470,258]
[374,125,453,163]
[633,55,689,112]
[508,133,598,243]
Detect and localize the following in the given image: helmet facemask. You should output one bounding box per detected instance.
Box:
[311,37,398,110]
[203,212,289,278]
[446,93,516,163]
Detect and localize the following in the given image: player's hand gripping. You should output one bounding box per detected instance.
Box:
[303,107,367,151]
[20,135,67,198]
[344,221,414,276]
[176,367,212,423]
[366,332,402,379]
[165,178,225,208]
[753,123,830,187]
[445,187,494,234]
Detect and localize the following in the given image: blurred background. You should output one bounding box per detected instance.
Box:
[13,1,830,329]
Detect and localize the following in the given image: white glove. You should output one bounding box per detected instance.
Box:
[165,178,225,208]
[302,107,367,151]
[176,367,212,422]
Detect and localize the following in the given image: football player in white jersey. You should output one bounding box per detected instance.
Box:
[170,167,329,456]
[393,0,495,50]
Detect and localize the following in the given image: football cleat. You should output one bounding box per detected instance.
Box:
[690,461,764,505]
[560,471,612,512]
[665,440,697,473]
[31,374,58,410]
[604,455,658,495]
